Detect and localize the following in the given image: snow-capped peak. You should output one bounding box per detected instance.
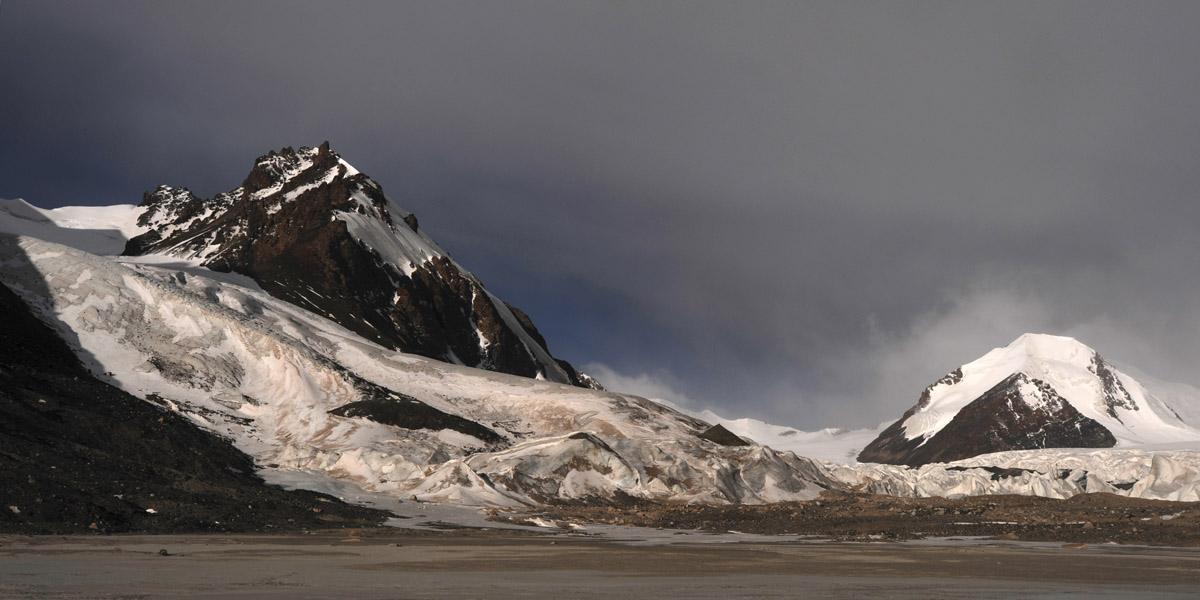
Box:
[859,333,1200,465]
[899,333,1200,449]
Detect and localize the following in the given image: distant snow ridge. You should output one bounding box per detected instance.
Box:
[649,398,885,464]
[0,235,837,507]
[859,333,1200,466]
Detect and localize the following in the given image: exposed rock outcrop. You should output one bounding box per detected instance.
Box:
[700,424,752,447]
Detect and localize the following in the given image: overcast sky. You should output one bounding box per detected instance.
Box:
[5,1,1200,429]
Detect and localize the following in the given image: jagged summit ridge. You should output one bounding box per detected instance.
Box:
[121,143,597,388]
[858,333,1200,466]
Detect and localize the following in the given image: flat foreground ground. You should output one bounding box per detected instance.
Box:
[2,530,1199,599]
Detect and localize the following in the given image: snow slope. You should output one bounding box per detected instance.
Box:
[0,198,144,255]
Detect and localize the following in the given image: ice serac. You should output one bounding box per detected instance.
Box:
[120,143,596,388]
[859,333,1200,466]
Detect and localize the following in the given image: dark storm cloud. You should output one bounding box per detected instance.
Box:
[5,1,1200,427]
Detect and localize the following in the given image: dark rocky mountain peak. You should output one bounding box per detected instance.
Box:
[122,143,600,389]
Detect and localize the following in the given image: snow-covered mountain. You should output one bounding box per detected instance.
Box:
[0,233,837,506]
[859,333,1200,466]
[6,143,598,388]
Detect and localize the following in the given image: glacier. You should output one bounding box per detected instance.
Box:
[0,233,837,506]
